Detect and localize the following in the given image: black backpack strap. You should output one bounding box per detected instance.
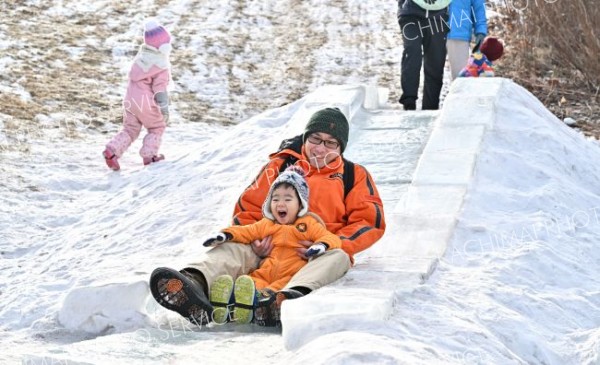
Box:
[279,155,298,173]
[278,134,304,152]
[342,159,355,199]
[278,134,303,173]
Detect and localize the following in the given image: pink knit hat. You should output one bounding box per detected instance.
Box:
[144,20,171,49]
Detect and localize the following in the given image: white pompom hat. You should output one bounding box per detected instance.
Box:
[262,165,309,220]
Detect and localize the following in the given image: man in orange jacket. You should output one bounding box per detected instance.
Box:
[150,107,386,326]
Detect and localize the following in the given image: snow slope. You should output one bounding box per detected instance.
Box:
[1,83,433,364]
[3,79,600,364]
[284,79,600,364]
[1,0,599,363]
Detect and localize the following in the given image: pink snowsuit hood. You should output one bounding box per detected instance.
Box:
[128,44,170,84]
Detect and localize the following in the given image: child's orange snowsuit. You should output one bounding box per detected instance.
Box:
[222,214,341,291]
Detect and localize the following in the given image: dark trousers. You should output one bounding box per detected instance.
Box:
[399,14,449,110]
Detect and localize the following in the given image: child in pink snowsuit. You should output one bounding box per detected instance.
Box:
[103,20,172,171]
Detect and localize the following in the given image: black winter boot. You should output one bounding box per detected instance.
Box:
[254,288,279,327]
[149,267,213,325]
[254,287,308,327]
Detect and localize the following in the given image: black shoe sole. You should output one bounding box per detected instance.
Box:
[254,295,281,327]
[150,267,213,325]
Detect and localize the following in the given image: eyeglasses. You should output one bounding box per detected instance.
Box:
[307,134,340,149]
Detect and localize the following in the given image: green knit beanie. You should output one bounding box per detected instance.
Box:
[303,107,349,152]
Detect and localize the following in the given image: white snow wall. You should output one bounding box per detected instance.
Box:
[282,78,513,349]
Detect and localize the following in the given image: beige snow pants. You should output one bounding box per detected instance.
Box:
[447,39,471,80]
[185,242,351,291]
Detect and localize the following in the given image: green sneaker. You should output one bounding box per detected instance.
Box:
[233,275,256,324]
[209,275,234,324]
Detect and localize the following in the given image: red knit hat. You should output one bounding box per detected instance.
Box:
[480,37,504,61]
[144,20,171,50]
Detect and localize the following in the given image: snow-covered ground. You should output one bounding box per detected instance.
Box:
[3,78,600,364]
[2,1,600,364]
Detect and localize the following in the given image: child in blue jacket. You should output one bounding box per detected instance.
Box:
[447,0,488,79]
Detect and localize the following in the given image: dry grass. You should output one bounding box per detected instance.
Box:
[0,2,127,151]
[491,0,600,136]
[1,0,398,140]
[2,0,597,155]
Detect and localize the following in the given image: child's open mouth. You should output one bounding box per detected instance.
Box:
[277,210,287,219]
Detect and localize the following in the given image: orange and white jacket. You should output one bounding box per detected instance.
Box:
[233,145,386,262]
[223,214,341,291]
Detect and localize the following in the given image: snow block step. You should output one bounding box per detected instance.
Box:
[355,109,439,130]
[281,288,393,349]
[278,85,369,143]
[303,84,366,124]
[58,281,151,334]
[282,79,508,350]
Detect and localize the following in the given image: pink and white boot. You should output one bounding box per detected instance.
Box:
[143,154,165,166]
[103,148,120,171]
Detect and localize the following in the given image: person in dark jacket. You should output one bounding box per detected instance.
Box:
[397,0,450,111]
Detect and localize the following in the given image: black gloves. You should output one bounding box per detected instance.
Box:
[202,232,233,247]
[473,33,486,52]
[305,242,328,258]
[154,91,169,124]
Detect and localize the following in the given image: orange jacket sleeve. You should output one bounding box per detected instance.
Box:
[337,164,386,258]
[222,219,271,244]
[232,157,287,226]
[306,216,342,250]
